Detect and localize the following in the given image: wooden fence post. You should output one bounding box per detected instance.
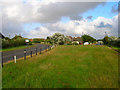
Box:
[46,45,47,52]
[2,52,3,67]
[24,49,26,60]
[31,51,32,57]
[36,48,37,55]
[48,45,49,50]
[40,48,41,54]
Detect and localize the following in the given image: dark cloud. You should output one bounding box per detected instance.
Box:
[70,15,83,21]
[2,16,25,38]
[37,2,105,23]
[86,16,92,20]
[96,22,112,28]
[112,4,118,13]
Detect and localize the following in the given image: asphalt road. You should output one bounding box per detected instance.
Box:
[2,44,51,63]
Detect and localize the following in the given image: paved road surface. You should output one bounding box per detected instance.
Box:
[2,44,51,63]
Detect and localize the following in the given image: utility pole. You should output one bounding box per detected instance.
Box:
[105,32,108,37]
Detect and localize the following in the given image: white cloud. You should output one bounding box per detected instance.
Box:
[0,0,118,39]
[1,1,105,23]
[25,15,118,39]
[26,26,52,38]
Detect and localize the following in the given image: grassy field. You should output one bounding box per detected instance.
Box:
[1,45,35,52]
[2,45,118,88]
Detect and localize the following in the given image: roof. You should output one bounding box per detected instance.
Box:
[0,33,5,39]
[73,37,82,43]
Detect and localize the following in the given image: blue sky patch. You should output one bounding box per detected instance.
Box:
[96,22,112,28]
[82,2,118,20]
[23,23,42,31]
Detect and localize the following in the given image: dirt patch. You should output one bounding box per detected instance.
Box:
[40,63,52,69]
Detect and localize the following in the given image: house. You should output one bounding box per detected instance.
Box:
[72,37,83,45]
[29,39,33,42]
[0,33,5,39]
[97,41,104,45]
[68,36,72,41]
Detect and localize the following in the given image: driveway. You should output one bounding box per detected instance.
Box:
[2,44,51,63]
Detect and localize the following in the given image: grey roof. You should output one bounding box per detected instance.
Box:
[0,33,5,39]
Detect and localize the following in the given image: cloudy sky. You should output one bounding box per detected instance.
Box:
[0,0,119,39]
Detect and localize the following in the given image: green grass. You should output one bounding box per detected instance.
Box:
[2,45,118,88]
[111,46,120,51]
[1,45,35,52]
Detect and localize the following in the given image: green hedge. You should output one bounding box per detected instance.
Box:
[108,40,120,47]
[33,38,45,43]
[2,38,26,48]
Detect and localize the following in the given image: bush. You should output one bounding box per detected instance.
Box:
[103,36,120,48]
[33,38,45,43]
[103,36,110,45]
[67,43,72,45]
[72,42,79,45]
[67,41,72,45]
[109,39,120,47]
[28,41,32,45]
[2,38,26,48]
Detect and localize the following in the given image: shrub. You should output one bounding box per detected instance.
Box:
[2,38,26,48]
[72,42,79,45]
[33,38,45,43]
[103,36,120,47]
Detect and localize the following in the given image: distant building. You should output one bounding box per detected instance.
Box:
[28,39,33,42]
[66,36,83,45]
[68,36,72,41]
[0,33,5,39]
[72,37,83,45]
[97,41,104,45]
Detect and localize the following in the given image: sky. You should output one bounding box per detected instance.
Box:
[0,0,119,39]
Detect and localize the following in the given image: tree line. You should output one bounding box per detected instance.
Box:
[103,36,120,47]
[2,35,31,48]
[2,33,120,49]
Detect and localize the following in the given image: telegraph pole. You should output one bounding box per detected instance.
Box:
[105,32,108,37]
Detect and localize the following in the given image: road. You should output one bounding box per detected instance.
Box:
[2,44,51,63]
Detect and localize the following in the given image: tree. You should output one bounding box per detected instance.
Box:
[108,36,117,41]
[50,33,72,45]
[81,34,96,43]
[107,36,120,47]
[12,35,23,40]
[51,33,64,45]
[64,36,71,45]
[5,37,10,41]
[47,36,50,39]
[103,36,110,45]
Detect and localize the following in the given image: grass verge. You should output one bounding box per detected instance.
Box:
[2,45,118,88]
[1,45,35,52]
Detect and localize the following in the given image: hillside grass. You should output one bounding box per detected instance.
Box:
[2,45,118,88]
